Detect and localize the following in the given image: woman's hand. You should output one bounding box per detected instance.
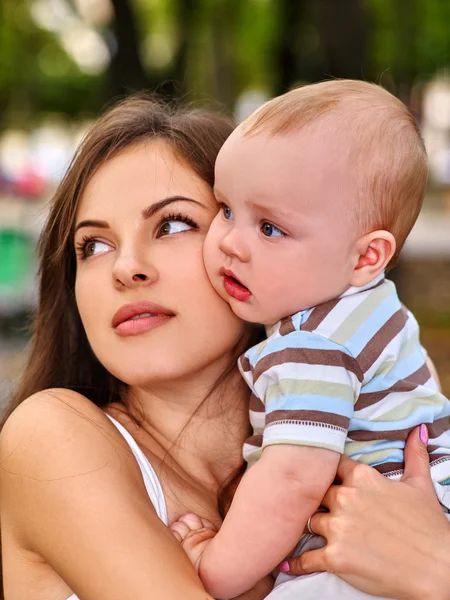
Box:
[286,426,450,600]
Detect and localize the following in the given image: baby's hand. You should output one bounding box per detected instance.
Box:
[169,513,217,572]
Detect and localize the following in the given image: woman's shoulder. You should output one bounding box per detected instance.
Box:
[0,388,134,481]
[0,391,200,600]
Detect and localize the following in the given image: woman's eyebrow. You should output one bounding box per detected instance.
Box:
[75,196,204,233]
[141,196,203,219]
[74,219,109,233]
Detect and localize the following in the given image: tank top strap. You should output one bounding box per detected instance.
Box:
[105,413,168,525]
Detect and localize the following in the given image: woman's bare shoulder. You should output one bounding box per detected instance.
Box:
[3,387,108,423]
[0,388,130,480]
[0,390,214,599]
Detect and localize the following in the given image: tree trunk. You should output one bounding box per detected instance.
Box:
[276,0,309,94]
[393,0,418,102]
[316,0,370,81]
[109,0,148,96]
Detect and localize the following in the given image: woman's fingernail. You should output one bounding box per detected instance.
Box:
[419,424,428,446]
[279,561,290,573]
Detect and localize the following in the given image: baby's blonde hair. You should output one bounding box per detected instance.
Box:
[243,80,428,267]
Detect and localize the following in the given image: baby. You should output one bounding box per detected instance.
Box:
[170,80,450,599]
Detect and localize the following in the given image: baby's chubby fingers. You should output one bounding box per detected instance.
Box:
[169,520,192,542]
[199,517,217,532]
[169,512,217,543]
[177,512,205,530]
[169,515,218,572]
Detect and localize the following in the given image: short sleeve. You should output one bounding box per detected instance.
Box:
[252,331,363,454]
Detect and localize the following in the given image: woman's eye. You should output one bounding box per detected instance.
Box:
[158,220,193,237]
[261,222,284,237]
[84,240,110,257]
[222,205,234,220]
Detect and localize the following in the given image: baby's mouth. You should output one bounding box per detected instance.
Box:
[229,274,247,289]
[220,269,251,302]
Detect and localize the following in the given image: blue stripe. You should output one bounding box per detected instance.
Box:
[372,449,404,465]
[266,393,353,418]
[347,439,405,454]
[361,348,427,393]
[257,331,353,358]
[343,295,400,355]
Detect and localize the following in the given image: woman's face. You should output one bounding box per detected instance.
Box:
[74,141,245,388]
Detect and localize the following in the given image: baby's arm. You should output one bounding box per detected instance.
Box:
[176,444,340,599]
[176,332,358,598]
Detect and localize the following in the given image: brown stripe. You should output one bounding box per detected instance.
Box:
[253,347,363,384]
[249,393,265,413]
[428,417,450,439]
[373,461,404,475]
[372,451,450,475]
[355,362,432,411]
[349,417,450,443]
[357,308,409,374]
[266,409,350,430]
[245,434,263,447]
[429,453,450,465]
[428,445,442,453]
[279,316,295,336]
[239,354,251,372]
[300,298,341,332]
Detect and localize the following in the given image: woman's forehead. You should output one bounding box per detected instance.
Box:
[77,141,214,219]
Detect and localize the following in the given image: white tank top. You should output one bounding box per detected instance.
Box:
[66,413,168,600]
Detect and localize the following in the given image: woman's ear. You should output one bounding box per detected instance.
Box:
[350,230,396,287]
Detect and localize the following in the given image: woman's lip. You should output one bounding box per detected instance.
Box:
[112,301,174,329]
[114,314,172,337]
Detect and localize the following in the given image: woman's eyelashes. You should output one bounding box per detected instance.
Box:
[75,212,200,260]
[155,212,199,238]
[76,236,111,260]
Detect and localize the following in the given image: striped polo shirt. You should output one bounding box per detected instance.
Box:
[239,273,450,504]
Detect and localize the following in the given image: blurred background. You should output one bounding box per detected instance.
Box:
[1,0,450,407]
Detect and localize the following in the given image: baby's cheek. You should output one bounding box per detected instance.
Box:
[202,223,221,278]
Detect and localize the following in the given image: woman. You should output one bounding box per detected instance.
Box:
[0,97,449,600]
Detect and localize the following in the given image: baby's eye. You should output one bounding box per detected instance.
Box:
[222,205,235,220]
[261,222,284,237]
[158,220,193,237]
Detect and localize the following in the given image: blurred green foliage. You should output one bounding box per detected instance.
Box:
[1,0,450,127]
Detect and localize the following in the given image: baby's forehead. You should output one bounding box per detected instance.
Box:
[218,121,359,215]
[231,116,356,177]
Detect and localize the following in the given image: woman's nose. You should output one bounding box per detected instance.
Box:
[113,253,159,289]
[219,229,250,263]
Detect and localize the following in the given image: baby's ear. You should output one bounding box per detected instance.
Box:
[349,230,396,287]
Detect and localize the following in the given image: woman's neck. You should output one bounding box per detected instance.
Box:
[119,364,251,492]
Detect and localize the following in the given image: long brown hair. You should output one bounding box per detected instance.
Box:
[0,96,264,597]
[5,96,239,417]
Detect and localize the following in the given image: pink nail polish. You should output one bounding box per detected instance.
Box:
[279,561,290,573]
[419,424,428,446]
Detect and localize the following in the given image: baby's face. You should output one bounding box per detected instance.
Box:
[203,126,361,325]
